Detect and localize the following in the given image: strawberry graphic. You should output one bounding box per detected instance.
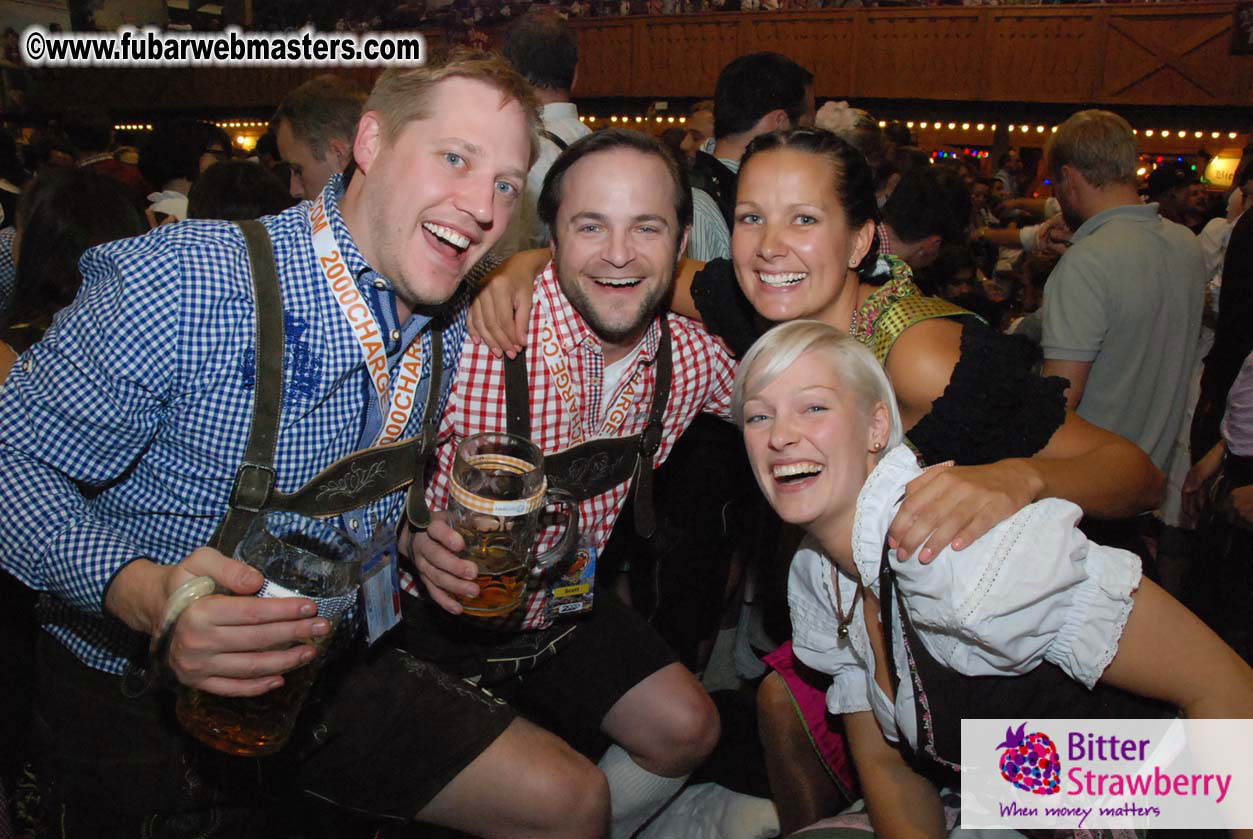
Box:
[996,722,1061,795]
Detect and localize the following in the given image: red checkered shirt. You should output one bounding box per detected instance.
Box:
[400,261,737,629]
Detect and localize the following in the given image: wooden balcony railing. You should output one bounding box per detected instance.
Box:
[570,2,1251,105]
[14,2,1252,118]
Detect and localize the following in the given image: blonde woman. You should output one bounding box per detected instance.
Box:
[734,320,1253,836]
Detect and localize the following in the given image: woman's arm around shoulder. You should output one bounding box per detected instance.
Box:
[882,319,1046,560]
[883,318,1163,559]
[669,255,704,321]
[466,250,706,356]
[881,317,963,431]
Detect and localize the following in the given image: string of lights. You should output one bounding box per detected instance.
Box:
[112,117,1242,141]
[110,117,1242,167]
[577,116,1242,141]
[113,120,270,131]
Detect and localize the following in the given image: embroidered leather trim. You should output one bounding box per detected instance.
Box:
[315,461,388,502]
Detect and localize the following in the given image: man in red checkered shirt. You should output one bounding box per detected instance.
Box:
[402,129,738,839]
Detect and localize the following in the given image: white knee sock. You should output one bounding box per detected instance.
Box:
[598,744,688,839]
[637,782,781,839]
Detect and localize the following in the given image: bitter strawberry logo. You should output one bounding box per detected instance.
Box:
[996,722,1061,795]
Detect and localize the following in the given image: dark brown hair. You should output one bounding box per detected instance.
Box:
[740,127,881,279]
[3,168,146,352]
[538,128,693,244]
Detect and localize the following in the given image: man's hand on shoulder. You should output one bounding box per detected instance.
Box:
[466,248,546,358]
[890,459,1043,562]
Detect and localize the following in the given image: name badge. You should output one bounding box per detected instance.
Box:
[360,525,402,645]
[545,541,596,622]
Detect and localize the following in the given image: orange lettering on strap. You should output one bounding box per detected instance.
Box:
[331,276,355,298]
[603,379,638,436]
[367,345,386,370]
[310,203,329,235]
[375,340,424,445]
[536,308,588,442]
[531,295,657,446]
[352,320,380,344]
[311,192,427,445]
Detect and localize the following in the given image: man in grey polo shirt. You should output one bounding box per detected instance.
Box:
[1040,109,1205,472]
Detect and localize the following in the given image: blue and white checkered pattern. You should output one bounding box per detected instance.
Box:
[0,176,467,675]
[0,226,15,320]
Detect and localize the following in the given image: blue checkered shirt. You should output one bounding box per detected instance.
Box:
[0,177,467,675]
[0,225,15,320]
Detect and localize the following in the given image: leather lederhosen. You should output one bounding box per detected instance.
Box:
[876,541,1170,790]
[210,220,445,557]
[439,316,674,637]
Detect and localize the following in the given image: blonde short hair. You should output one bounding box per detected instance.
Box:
[365,48,542,168]
[732,320,904,451]
[1045,109,1137,188]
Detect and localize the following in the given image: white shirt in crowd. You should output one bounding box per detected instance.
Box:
[492,101,592,258]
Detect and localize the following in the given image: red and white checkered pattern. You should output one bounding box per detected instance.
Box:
[401,262,737,629]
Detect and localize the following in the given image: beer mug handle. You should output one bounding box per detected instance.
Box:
[533,487,579,571]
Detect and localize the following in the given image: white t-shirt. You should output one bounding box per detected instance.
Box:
[599,342,645,416]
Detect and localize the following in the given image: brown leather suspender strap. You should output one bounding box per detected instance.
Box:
[262,331,441,526]
[504,350,531,440]
[539,129,569,152]
[501,317,672,540]
[880,537,901,696]
[630,317,671,539]
[211,220,286,556]
[212,223,445,556]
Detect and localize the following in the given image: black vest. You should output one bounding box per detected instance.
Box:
[689,151,738,231]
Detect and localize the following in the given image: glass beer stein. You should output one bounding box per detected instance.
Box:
[175,511,361,757]
[448,432,578,618]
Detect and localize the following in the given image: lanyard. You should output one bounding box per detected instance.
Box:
[309,194,424,446]
[535,298,642,445]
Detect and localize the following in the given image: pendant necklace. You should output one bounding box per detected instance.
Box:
[833,570,863,640]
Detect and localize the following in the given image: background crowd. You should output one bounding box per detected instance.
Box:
[0,4,1251,839]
